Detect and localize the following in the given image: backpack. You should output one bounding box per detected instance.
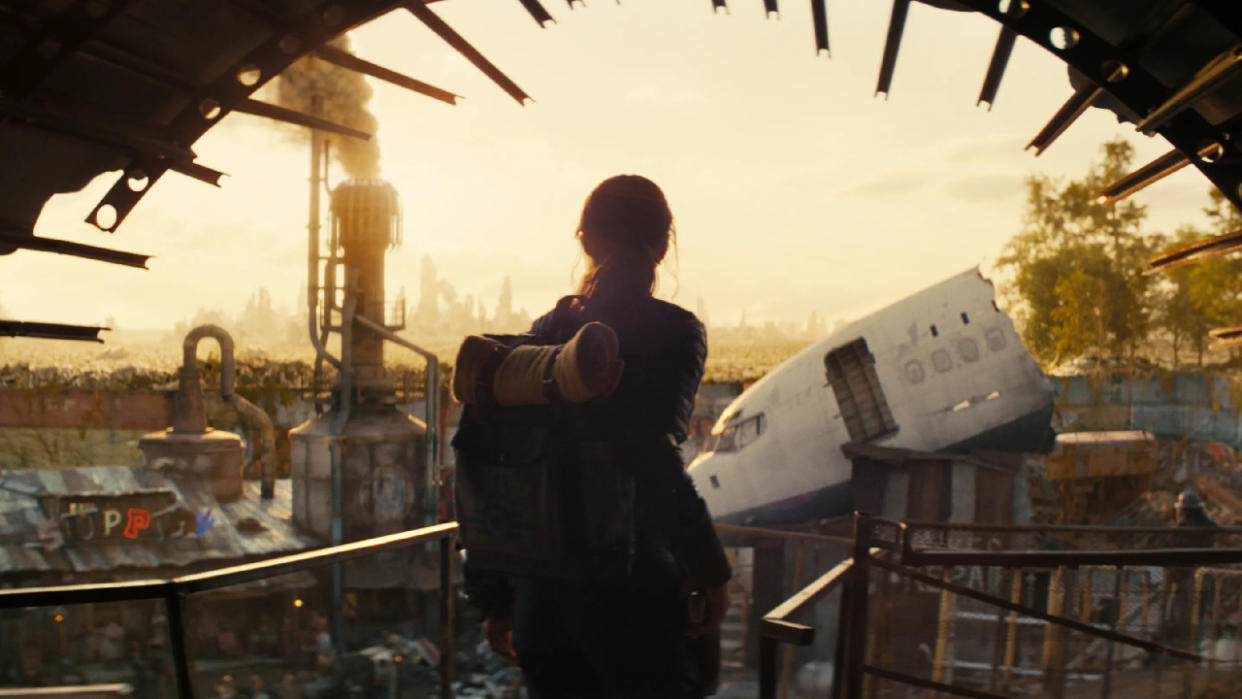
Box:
[451,299,636,581]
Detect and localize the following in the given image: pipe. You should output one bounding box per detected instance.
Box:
[353,314,441,522]
[232,395,277,499]
[180,324,277,498]
[330,292,356,655]
[307,95,342,372]
[173,325,233,434]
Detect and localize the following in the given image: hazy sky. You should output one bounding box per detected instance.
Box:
[1,1,1220,333]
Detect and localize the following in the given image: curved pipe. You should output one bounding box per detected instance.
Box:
[179,324,277,499]
[182,324,235,394]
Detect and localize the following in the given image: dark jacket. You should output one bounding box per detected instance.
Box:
[463,294,731,617]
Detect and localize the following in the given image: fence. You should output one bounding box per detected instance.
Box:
[760,515,1242,699]
[0,522,459,699]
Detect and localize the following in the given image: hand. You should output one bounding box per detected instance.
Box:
[686,584,730,638]
[482,616,518,666]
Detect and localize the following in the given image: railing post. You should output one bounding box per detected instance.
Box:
[165,587,194,699]
[439,536,455,699]
[844,512,871,699]
[1101,568,1123,698]
[759,635,779,699]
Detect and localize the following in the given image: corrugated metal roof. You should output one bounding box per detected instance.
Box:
[0,466,317,577]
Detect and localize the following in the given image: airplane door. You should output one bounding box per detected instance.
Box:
[824,338,898,443]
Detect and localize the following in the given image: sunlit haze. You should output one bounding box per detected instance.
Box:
[0,1,1216,335]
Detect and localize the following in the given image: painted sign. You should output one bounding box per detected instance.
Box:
[58,502,200,543]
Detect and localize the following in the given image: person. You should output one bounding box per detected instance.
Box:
[1162,488,1220,655]
[465,174,732,698]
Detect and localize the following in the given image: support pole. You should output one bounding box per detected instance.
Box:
[439,537,455,699]
[166,591,193,699]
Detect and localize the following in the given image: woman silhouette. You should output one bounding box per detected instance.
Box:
[468,175,732,698]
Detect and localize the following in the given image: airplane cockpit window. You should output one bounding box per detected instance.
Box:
[712,413,765,453]
[737,413,766,449]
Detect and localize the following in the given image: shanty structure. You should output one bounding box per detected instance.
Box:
[0,0,1241,340]
[0,466,316,585]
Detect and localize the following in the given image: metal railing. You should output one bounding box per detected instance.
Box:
[757,514,1242,699]
[0,522,459,699]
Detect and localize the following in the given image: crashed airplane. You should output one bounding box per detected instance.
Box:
[689,267,1055,527]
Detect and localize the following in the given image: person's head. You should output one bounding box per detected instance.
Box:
[1176,488,1204,523]
[576,175,674,301]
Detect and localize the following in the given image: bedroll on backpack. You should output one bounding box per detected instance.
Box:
[453,400,635,582]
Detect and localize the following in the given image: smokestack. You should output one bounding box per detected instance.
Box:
[276,36,381,179]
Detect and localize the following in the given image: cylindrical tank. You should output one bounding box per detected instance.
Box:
[330,179,399,393]
[293,177,429,559]
[290,407,427,541]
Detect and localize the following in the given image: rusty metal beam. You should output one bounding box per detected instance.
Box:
[232,98,372,140]
[1026,83,1102,156]
[313,44,460,104]
[0,96,224,187]
[513,0,555,27]
[1096,143,1223,208]
[0,231,149,268]
[1208,326,1242,351]
[403,1,531,105]
[1137,44,1242,134]
[977,26,1017,109]
[811,0,828,55]
[900,544,1242,574]
[1,0,138,98]
[0,321,107,343]
[1146,227,1242,273]
[875,0,909,97]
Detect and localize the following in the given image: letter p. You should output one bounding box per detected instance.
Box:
[123,508,152,539]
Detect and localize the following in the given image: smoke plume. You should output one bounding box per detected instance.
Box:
[275,36,381,179]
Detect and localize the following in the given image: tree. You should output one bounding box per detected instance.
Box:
[1152,196,1242,367]
[998,139,1161,367]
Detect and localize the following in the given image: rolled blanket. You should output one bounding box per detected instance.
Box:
[451,335,506,405]
[452,322,624,406]
[495,321,624,405]
[551,321,624,402]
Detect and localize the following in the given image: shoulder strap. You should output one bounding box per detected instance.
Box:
[545,295,586,344]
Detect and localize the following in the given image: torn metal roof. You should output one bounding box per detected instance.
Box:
[0,468,318,578]
[1,0,1242,329]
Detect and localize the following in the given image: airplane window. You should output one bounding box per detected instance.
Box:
[958,338,980,362]
[985,327,1007,351]
[713,414,765,452]
[737,413,766,448]
[710,475,720,489]
[714,425,738,452]
[904,359,925,384]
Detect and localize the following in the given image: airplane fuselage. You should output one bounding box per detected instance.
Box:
[688,268,1054,526]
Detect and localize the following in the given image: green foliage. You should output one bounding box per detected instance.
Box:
[1001,138,1242,370]
[998,139,1160,366]
[1154,199,1242,367]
